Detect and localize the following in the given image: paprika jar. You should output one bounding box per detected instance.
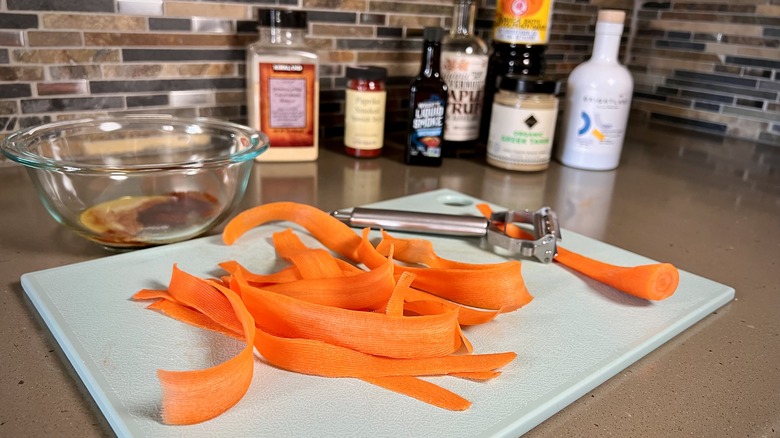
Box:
[344,66,387,158]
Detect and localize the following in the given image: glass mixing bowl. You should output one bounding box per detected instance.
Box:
[1,115,268,248]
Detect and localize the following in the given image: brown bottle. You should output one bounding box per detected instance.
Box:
[406,27,448,167]
[480,0,554,143]
[480,42,546,143]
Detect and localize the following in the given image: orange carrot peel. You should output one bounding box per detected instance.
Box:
[138,269,255,425]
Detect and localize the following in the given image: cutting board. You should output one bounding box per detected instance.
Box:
[21,189,734,437]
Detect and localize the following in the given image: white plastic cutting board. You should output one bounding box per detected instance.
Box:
[21,189,734,438]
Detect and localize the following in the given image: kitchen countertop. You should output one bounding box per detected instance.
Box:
[1,122,778,437]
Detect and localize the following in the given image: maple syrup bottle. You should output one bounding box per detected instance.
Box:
[441,0,488,158]
[406,27,448,167]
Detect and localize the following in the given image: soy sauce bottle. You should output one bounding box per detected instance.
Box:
[406,27,448,166]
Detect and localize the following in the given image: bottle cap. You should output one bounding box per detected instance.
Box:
[498,75,559,94]
[346,65,388,81]
[598,9,626,24]
[423,27,445,42]
[258,9,307,29]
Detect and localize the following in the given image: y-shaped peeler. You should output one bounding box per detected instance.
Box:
[331,206,561,263]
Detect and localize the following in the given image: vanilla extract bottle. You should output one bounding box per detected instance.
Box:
[406,27,448,167]
[247,9,319,162]
[441,0,488,158]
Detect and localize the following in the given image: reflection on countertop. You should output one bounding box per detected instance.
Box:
[621,124,779,209]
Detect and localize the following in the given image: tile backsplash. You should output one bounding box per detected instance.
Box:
[630,0,780,145]
[0,0,778,149]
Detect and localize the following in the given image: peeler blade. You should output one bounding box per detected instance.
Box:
[487,207,561,263]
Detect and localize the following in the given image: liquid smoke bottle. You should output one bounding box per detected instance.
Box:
[480,0,554,143]
[557,9,633,170]
[441,0,488,158]
[406,27,448,167]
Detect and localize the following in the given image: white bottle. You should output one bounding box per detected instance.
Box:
[557,10,633,170]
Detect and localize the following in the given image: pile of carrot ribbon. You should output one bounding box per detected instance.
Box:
[133,202,678,425]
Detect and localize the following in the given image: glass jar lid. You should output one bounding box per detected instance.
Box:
[258,9,307,29]
[498,75,559,94]
[346,66,388,81]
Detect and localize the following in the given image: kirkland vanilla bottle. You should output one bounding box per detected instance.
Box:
[247,9,319,162]
[441,0,488,158]
[557,10,633,170]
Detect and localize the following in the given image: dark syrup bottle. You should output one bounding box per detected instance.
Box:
[406,27,448,167]
[479,42,546,143]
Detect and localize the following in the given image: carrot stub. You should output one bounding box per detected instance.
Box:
[476,203,679,300]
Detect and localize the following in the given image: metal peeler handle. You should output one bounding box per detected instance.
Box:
[331,206,561,263]
[331,208,489,236]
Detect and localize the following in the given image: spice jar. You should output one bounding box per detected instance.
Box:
[486,75,559,171]
[344,66,387,158]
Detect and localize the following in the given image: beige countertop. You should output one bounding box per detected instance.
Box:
[1,123,778,436]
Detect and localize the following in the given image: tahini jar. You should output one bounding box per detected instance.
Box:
[486,75,559,171]
[247,9,319,162]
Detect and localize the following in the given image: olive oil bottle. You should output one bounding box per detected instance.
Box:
[557,10,633,170]
[406,27,448,166]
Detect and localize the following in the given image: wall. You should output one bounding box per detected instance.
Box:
[630,0,780,144]
[0,0,778,155]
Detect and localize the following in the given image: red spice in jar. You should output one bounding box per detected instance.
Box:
[343,66,388,158]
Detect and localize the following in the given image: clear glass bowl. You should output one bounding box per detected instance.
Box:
[1,115,268,248]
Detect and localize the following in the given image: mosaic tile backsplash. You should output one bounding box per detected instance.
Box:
[0,0,778,149]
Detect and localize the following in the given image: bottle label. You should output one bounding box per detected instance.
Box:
[493,0,554,44]
[344,89,387,151]
[441,52,487,142]
[566,92,631,152]
[258,62,316,147]
[409,96,445,158]
[487,102,558,168]
[269,77,306,128]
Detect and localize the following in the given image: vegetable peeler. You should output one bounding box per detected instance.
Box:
[331,206,561,263]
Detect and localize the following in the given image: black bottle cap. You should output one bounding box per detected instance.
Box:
[346,65,387,81]
[258,9,307,29]
[423,27,445,42]
[498,75,559,94]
